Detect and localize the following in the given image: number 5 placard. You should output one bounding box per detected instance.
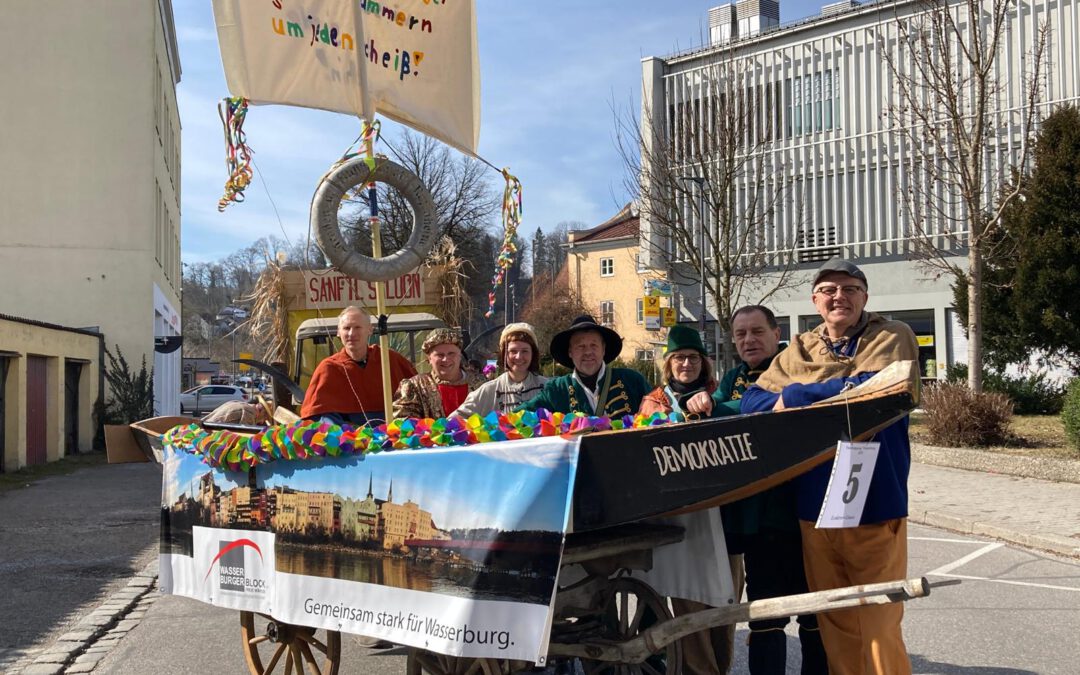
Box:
[815,440,880,528]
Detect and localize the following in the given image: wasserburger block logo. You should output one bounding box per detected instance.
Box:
[204,538,264,592]
[193,527,275,598]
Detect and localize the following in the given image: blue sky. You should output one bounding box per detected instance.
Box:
[176,1,823,264]
[164,438,577,532]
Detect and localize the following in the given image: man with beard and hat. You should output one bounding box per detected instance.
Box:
[453,323,549,418]
[517,315,650,416]
[741,259,918,675]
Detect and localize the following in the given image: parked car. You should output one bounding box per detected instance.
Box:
[180,384,248,415]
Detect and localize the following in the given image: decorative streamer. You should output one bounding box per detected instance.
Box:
[164,408,683,472]
[217,97,254,211]
[484,169,523,318]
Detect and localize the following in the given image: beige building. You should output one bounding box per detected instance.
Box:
[0,1,183,415]
[0,315,102,471]
[565,204,672,362]
[379,496,437,550]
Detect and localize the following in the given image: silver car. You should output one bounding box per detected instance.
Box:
[179,384,248,415]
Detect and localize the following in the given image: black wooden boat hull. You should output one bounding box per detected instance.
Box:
[571,391,915,532]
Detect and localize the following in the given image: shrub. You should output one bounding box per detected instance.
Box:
[945,364,1066,415]
[1063,378,1080,451]
[101,345,155,425]
[922,382,1013,447]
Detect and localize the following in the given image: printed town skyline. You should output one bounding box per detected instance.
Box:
[163,439,577,533]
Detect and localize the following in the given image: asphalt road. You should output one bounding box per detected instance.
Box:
[90,523,1080,674]
[0,462,161,654]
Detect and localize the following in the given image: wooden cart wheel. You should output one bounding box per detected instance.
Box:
[240,611,341,675]
[405,649,515,675]
[579,577,683,675]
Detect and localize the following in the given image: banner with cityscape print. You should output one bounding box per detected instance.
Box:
[159,435,579,664]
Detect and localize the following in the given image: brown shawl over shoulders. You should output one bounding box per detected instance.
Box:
[754,312,918,393]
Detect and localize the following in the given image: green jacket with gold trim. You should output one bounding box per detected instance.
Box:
[517,368,650,417]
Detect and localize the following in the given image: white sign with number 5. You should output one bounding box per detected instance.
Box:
[815,440,881,528]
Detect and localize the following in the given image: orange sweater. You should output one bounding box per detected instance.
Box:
[300,346,417,419]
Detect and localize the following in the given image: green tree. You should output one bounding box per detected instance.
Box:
[955,106,1080,370]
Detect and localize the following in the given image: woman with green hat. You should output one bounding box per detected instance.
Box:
[639,324,732,417]
[637,323,740,675]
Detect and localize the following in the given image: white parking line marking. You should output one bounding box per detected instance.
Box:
[928,572,1080,593]
[909,536,982,544]
[926,542,1004,576]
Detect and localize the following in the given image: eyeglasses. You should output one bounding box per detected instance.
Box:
[670,353,702,365]
[814,284,866,297]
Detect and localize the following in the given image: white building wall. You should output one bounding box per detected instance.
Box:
[0,0,181,415]
[642,0,1079,372]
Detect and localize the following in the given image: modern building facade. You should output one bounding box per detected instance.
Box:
[640,0,1078,374]
[0,0,183,415]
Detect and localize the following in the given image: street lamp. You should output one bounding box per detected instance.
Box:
[678,176,710,343]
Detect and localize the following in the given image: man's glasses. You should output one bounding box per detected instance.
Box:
[670,353,702,365]
[814,284,866,297]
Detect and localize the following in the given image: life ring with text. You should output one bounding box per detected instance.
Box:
[311,156,439,282]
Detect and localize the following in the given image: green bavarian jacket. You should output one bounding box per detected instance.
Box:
[714,353,800,537]
[517,366,650,417]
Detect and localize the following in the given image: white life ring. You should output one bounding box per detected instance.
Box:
[311,156,439,282]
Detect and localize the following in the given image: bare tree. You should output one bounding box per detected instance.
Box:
[882,0,1048,391]
[619,46,801,368]
[340,131,499,256]
[521,268,589,371]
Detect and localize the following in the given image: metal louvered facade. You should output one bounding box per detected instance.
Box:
[639,0,1079,372]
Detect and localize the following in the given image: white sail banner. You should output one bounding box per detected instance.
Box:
[212,0,480,155]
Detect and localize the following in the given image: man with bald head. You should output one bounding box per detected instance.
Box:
[300,306,417,424]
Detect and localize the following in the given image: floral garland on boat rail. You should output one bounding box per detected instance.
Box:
[163,408,685,472]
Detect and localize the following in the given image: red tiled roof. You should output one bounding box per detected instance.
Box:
[572,203,639,243]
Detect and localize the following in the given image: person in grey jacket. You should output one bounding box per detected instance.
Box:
[453,323,548,418]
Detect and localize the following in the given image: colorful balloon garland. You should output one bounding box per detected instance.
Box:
[164,408,683,473]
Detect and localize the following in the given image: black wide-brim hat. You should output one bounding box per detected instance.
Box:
[549,315,623,369]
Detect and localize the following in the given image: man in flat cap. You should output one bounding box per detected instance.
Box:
[518,315,649,417]
[741,258,918,675]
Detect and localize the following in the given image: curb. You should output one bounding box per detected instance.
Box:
[909,508,1080,559]
[16,560,158,675]
[912,442,1080,485]
[911,445,1080,559]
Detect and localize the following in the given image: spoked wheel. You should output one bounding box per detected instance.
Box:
[240,611,341,675]
[405,649,516,675]
[579,577,683,675]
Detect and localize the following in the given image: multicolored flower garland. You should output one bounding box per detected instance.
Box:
[163,408,684,472]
